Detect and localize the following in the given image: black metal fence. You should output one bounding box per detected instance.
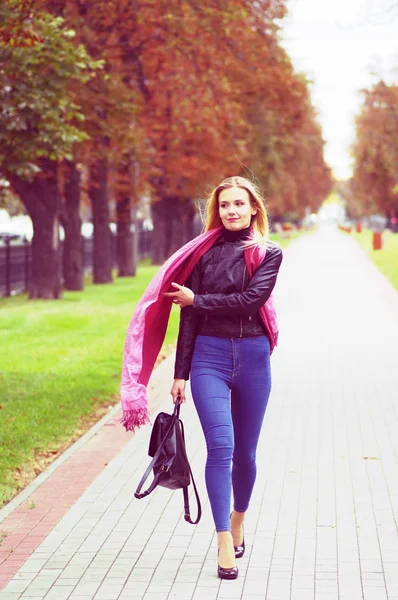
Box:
[0,230,153,297]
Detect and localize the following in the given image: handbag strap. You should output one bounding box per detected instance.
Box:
[134,404,180,499]
[179,418,202,525]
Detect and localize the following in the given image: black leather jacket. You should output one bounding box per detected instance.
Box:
[174,227,283,380]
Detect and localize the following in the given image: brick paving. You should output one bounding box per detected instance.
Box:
[0,359,172,591]
[1,225,398,600]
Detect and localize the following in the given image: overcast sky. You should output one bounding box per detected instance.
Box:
[279,0,398,180]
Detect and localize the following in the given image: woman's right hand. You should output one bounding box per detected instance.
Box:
[170,379,186,404]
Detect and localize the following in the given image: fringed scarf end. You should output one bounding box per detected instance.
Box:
[120,408,150,432]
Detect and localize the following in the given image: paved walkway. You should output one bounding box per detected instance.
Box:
[1,225,398,600]
[0,358,173,590]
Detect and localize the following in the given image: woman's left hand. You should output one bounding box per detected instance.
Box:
[163,282,194,308]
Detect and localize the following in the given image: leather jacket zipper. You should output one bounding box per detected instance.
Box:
[240,266,246,338]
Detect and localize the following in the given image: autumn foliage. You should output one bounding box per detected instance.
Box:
[1,0,332,295]
[350,81,398,220]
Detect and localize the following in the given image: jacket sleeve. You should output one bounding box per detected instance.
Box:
[192,245,283,317]
[173,262,202,380]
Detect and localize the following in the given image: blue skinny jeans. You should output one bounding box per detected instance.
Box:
[190,334,271,532]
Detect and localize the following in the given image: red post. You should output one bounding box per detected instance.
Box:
[372,231,382,250]
[355,222,362,233]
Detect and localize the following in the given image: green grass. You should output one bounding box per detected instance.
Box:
[352,229,398,290]
[0,265,180,507]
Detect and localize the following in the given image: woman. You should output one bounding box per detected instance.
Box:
[164,176,283,579]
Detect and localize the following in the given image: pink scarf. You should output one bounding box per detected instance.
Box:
[120,227,279,431]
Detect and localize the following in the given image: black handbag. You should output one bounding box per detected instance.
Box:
[134,403,202,525]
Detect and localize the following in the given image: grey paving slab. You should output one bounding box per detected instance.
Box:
[1,226,398,600]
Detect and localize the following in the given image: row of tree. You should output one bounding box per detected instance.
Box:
[343,80,397,221]
[0,0,332,299]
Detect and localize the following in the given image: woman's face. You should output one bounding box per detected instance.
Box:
[218,187,257,231]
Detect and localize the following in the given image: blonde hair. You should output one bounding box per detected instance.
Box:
[204,176,269,244]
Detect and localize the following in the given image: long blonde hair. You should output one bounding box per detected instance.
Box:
[204,176,269,244]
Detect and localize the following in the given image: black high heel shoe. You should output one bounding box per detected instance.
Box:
[217,549,239,580]
[234,534,245,559]
[230,512,246,559]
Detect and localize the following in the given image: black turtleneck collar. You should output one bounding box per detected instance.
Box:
[223,225,252,242]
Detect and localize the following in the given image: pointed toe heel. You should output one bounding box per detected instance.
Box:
[234,537,245,559]
[230,512,246,559]
[217,547,238,580]
[217,564,239,580]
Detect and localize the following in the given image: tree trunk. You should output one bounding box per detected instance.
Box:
[131,208,139,275]
[116,195,135,276]
[62,162,83,290]
[10,159,62,299]
[151,199,168,264]
[151,196,196,264]
[89,160,113,284]
[168,196,196,256]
